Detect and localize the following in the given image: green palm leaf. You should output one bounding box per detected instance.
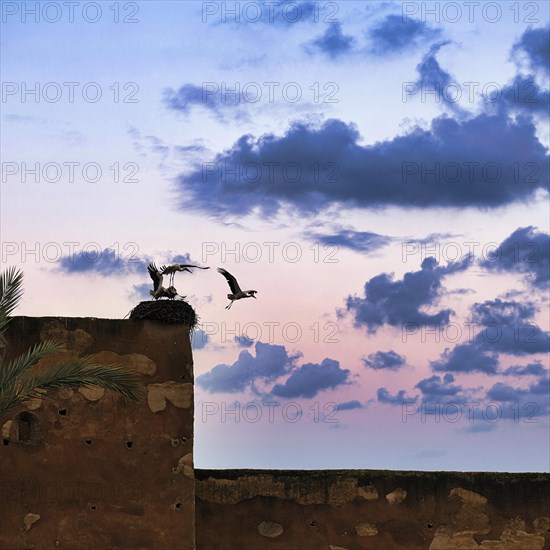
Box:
[0,266,24,333]
[0,356,143,414]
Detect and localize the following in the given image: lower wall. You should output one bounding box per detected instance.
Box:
[195,469,550,550]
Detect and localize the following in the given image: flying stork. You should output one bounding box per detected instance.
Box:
[217,268,257,309]
[148,263,184,300]
[160,263,210,286]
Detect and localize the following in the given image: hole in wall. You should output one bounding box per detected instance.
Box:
[91,505,96,511]
[126,441,134,449]
[171,439,179,447]
[427,523,434,529]
[2,439,9,446]
[13,411,41,445]
[58,409,67,416]
[84,439,93,446]
[309,520,318,527]
[175,502,182,510]
[181,437,187,444]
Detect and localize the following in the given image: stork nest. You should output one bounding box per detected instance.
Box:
[129,300,198,329]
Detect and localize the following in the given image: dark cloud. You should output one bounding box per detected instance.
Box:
[503,361,546,377]
[470,298,537,327]
[512,25,550,75]
[197,342,298,393]
[305,228,392,253]
[58,248,147,276]
[484,377,549,419]
[415,41,453,90]
[235,335,254,348]
[336,400,364,411]
[470,298,550,356]
[415,373,463,396]
[346,257,469,333]
[479,227,550,289]
[490,75,550,116]
[306,22,356,58]
[191,329,209,350]
[271,358,350,398]
[176,113,549,218]
[368,15,441,55]
[163,84,240,120]
[431,342,499,375]
[377,387,417,404]
[362,350,405,370]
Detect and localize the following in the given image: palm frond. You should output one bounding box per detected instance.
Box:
[0,267,24,333]
[0,357,143,414]
[0,341,63,388]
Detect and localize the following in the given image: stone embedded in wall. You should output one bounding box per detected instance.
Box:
[355,522,378,536]
[146,382,193,413]
[173,453,194,478]
[448,487,490,534]
[357,484,378,500]
[386,488,407,505]
[79,386,106,401]
[87,351,157,376]
[450,487,488,506]
[2,420,14,439]
[258,520,283,538]
[329,546,349,550]
[22,389,47,411]
[533,517,550,534]
[40,322,94,353]
[23,513,40,531]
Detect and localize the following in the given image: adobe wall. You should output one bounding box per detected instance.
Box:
[195,469,550,550]
[0,317,195,550]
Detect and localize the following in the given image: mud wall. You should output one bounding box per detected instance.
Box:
[195,469,550,550]
[0,317,195,550]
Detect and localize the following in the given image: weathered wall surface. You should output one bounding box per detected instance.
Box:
[195,469,550,550]
[0,317,195,550]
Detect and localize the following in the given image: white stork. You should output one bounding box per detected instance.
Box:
[160,263,210,286]
[148,263,184,300]
[217,268,257,309]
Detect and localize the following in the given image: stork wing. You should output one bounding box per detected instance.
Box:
[217,268,241,294]
[148,263,162,291]
[179,264,210,270]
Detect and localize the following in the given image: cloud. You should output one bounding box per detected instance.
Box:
[197,341,299,393]
[346,257,469,333]
[58,248,147,277]
[415,373,463,396]
[469,298,550,356]
[503,361,546,377]
[336,400,364,411]
[377,387,417,404]
[163,84,244,121]
[306,22,356,58]
[176,113,549,218]
[305,228,392,253]
[271,358,350,398]
[235,335,255,348]
[512,25,550,75]
[191,329,209,350]
[490,75,550,116]
[479,227,550,289]
[367,15,441,55]
[362,350,405,370]
[431,343,500,375]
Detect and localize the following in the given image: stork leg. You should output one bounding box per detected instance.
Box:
[225,301,233,310]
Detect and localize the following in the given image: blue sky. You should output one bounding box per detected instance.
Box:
[1,1,549,471]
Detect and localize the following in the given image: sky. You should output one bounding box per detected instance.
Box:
[1,0,549,472]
